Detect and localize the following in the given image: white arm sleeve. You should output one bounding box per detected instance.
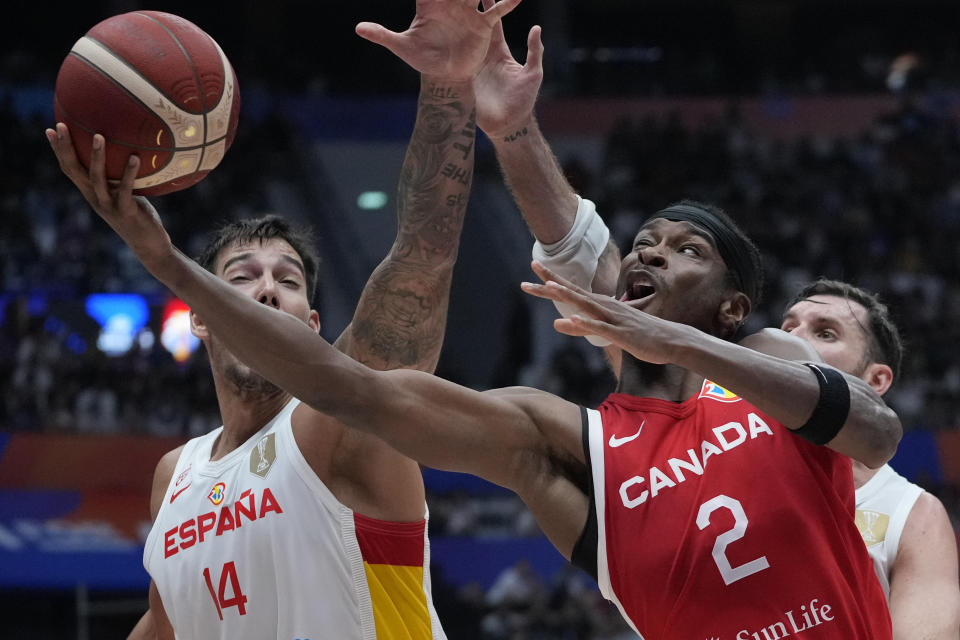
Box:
[531,195,612,347]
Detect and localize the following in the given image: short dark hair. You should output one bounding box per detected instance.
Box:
[786,278,903,381]
[653,199,765,307]
[196,215,321,304]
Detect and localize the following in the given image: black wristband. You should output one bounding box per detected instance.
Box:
[792,363,851,445]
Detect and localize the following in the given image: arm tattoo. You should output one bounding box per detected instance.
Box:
[344,82,475,372]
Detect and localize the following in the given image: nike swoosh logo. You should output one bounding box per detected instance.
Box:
[170,483,192,504]
[608,421,645,448]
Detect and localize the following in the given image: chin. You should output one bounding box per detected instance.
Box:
[224,363,281,397]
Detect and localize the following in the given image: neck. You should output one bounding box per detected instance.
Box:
[615,354,705,402]
[209,371,292,461]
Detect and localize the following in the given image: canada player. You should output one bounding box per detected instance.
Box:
[47,1,522,638]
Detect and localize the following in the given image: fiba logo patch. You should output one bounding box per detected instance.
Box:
[208,482,226,506]
[698,380,740,403]
[855,509,890,546]
[250,433,277,478]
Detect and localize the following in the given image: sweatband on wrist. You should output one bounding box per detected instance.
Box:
[792,363,851,445]
[532,196,612,347]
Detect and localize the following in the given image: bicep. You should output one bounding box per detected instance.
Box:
[889,493,960,638]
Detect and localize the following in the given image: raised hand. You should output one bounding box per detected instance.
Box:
[474,0,544,138]
[356,0,522,81]
[45,123,173,270]
[521,261,690,366]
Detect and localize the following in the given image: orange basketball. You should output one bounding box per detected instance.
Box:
[53,11,241,196]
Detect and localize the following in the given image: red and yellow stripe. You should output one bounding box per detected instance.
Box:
[354,513,432,639]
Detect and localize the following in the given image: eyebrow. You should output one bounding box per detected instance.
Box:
[781,298,828,323]
[781,308,845,331]
[634,224,718,252]
[221,252,306,277]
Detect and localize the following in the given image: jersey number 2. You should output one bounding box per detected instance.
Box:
[203,561,249,620]
[696,495,770,585]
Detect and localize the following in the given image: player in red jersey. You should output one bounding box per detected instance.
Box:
[46,97,900,638]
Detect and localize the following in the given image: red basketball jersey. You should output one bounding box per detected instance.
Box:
[580,381,891,639]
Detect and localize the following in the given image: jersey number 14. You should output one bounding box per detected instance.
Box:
[203,561,249,619]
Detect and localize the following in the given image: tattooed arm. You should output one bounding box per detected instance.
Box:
[337,0,520,373]
[332,80,475,372]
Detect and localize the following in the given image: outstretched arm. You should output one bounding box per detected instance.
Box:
[522,262,902,468]
[474,9,619,293]
[337,0,522,372]
[474,11,620,358]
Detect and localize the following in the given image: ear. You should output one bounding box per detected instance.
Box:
[308,309,321,334]
[190,309,209,340]
[861,362,894,396]
[717,291,751,338]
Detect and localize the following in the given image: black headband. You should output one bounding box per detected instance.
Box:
[645,204,761,304]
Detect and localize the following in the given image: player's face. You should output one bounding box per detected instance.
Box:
[616,219,734,333]
[780,295,871,377]
[197,237,320,394]
[214,237,318,326]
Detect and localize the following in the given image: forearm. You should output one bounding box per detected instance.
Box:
[672,328,900,466]
[341,76,476,371]
[491,115,579,244]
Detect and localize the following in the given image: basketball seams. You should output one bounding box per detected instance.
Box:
[136,11,211,180]
[70,36,227,188]
[71,38,192,151]
[55,10,238,195]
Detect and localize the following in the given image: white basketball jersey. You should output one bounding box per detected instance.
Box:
[144,398,445,639]
[855,464,924,601]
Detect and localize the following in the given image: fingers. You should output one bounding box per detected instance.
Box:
[46,123,97,201]
[554,315,611,339]
[483,0,522,22]
[89,134,112,205]
[521,281,594,314]
[355,21,400,48]
[116,154,140,211]
[47,123,80,174]
[530,260,586,294]
[525,25,544,70]
[355,21,417,66]
[479,0,506,42]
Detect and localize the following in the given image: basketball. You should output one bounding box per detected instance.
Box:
[53,11,241,196]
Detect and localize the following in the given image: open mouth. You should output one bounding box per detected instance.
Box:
[620,281,657,306]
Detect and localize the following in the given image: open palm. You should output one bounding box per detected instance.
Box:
[356,0,522,81]
[474,4,543,138]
